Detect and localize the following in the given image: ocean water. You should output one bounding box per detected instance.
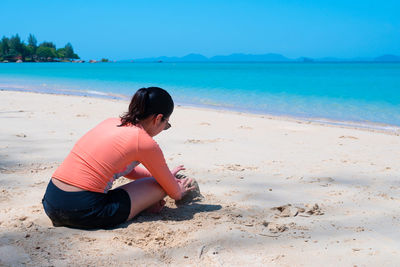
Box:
[1,62,399,130]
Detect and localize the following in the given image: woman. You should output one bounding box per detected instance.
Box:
[42,87,195,229]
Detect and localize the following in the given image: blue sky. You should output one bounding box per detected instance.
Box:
[1,0,399,60]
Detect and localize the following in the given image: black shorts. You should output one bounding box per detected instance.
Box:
[42,180,131,229]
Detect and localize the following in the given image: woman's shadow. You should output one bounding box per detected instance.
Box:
[117,200,222,228]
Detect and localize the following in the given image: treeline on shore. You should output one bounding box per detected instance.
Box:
[0,34,80,62]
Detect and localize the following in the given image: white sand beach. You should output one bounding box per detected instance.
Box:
[1,90,399,266]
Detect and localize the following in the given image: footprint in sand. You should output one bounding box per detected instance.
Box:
[18,216,28,221]
[339,135,359,140]
[216,164,258,172]
[75,114,88,117]
[238,125,253,130]
[0,189,12,201]
[185,138,223,144]
[271,204,299,217]
[262,204,323,235]
[29,163,56,174]
[272,203,324,217]
[262,221,288,234]
[303,177,335,187]
[0,167,14,174]
[78,236,97,242]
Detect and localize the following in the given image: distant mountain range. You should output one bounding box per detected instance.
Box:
[131,53,400,62]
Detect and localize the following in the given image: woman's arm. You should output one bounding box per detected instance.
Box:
[124,166,152,180]
[137,134,183,200]
[124,165,186,180]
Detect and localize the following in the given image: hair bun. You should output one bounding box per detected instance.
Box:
[119,87,174,127]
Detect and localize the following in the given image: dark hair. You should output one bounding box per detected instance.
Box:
[119,87,174,126]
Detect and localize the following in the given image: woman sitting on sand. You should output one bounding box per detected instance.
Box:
[42,87,195,229]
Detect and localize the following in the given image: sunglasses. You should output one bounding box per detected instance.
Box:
[164,120,171,130]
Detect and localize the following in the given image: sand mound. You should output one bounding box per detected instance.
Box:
[174,174,204,205]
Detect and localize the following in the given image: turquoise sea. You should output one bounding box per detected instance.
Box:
[1,62,399,131]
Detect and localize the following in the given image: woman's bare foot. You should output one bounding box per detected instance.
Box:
[145,199,166,213]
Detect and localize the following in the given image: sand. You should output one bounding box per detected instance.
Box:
[0,90,399,266]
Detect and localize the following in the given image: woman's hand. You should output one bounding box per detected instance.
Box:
[176,177,196,198]
[171,165,186,177]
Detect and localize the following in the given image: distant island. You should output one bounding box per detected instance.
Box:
[0,34,81,62]
[2,34,399,64]
[133,53,400,63]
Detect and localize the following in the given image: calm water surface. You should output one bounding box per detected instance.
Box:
[0,62,399,129]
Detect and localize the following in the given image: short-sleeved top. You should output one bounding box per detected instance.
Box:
[52,118,181,200]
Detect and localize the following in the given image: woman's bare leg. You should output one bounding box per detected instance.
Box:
[118,177,166,220]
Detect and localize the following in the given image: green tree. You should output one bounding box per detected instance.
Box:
[0,33,81,62]
[20,44,31,61]
[65,43,73,58]
[64,43,80,59]
[40,41,56,49]
[25,45,36,61]
[27,34,38,60]
[28,34,37,47]
[36,46,57,61]
[8,34,24,60]
[37,41,57,61]
[0,36,10,59]
[56,43,80,60]
[56,48,66,59]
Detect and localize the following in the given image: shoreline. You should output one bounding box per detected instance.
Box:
[2,86,399,136]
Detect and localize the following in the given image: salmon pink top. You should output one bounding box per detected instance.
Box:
[52,118,182,200]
